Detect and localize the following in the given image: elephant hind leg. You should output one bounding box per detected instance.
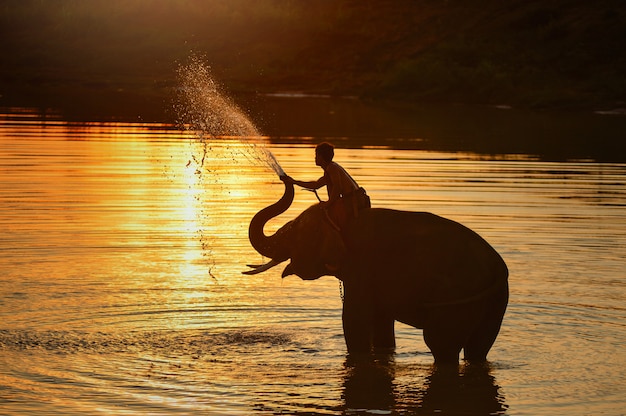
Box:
[423,327,462,364]
[463,281,509,363]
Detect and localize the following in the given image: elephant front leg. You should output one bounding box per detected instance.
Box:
[372,312,396,353]
[342,300,373,354]
[341,286,396,354]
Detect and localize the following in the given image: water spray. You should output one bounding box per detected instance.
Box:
[174,55,288,280]
[176,55,286,178]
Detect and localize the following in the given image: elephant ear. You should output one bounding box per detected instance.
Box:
[318,220,347,275]
[286,204,349,280]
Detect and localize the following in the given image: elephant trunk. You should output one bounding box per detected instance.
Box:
[248,178,295,261]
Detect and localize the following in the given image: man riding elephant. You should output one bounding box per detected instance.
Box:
[283,142,370,231]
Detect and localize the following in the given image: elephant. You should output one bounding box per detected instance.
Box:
[244,178,508,364]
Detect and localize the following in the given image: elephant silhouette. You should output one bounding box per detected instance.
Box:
[245,179,508,363]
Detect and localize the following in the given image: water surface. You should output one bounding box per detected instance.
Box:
[1,108,625,415]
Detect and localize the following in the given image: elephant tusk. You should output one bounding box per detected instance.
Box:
[281,263,295,278]
[242,258,283,275]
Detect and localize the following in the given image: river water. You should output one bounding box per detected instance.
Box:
[1,106,625,415]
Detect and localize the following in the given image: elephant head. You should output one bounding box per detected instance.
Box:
[245,179,347,280]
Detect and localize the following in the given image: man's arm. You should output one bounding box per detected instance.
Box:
[284,175,326,190]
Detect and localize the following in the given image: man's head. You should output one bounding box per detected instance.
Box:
[315,142,334,167]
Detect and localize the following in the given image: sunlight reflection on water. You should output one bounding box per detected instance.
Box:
[1,109,625,415]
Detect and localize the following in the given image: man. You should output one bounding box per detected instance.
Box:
[283,142,370,230]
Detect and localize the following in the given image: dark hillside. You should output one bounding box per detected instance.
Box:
[1,0,624,112]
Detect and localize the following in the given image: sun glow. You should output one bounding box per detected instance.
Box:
[176,153,206,281]
[167,136,281,287]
